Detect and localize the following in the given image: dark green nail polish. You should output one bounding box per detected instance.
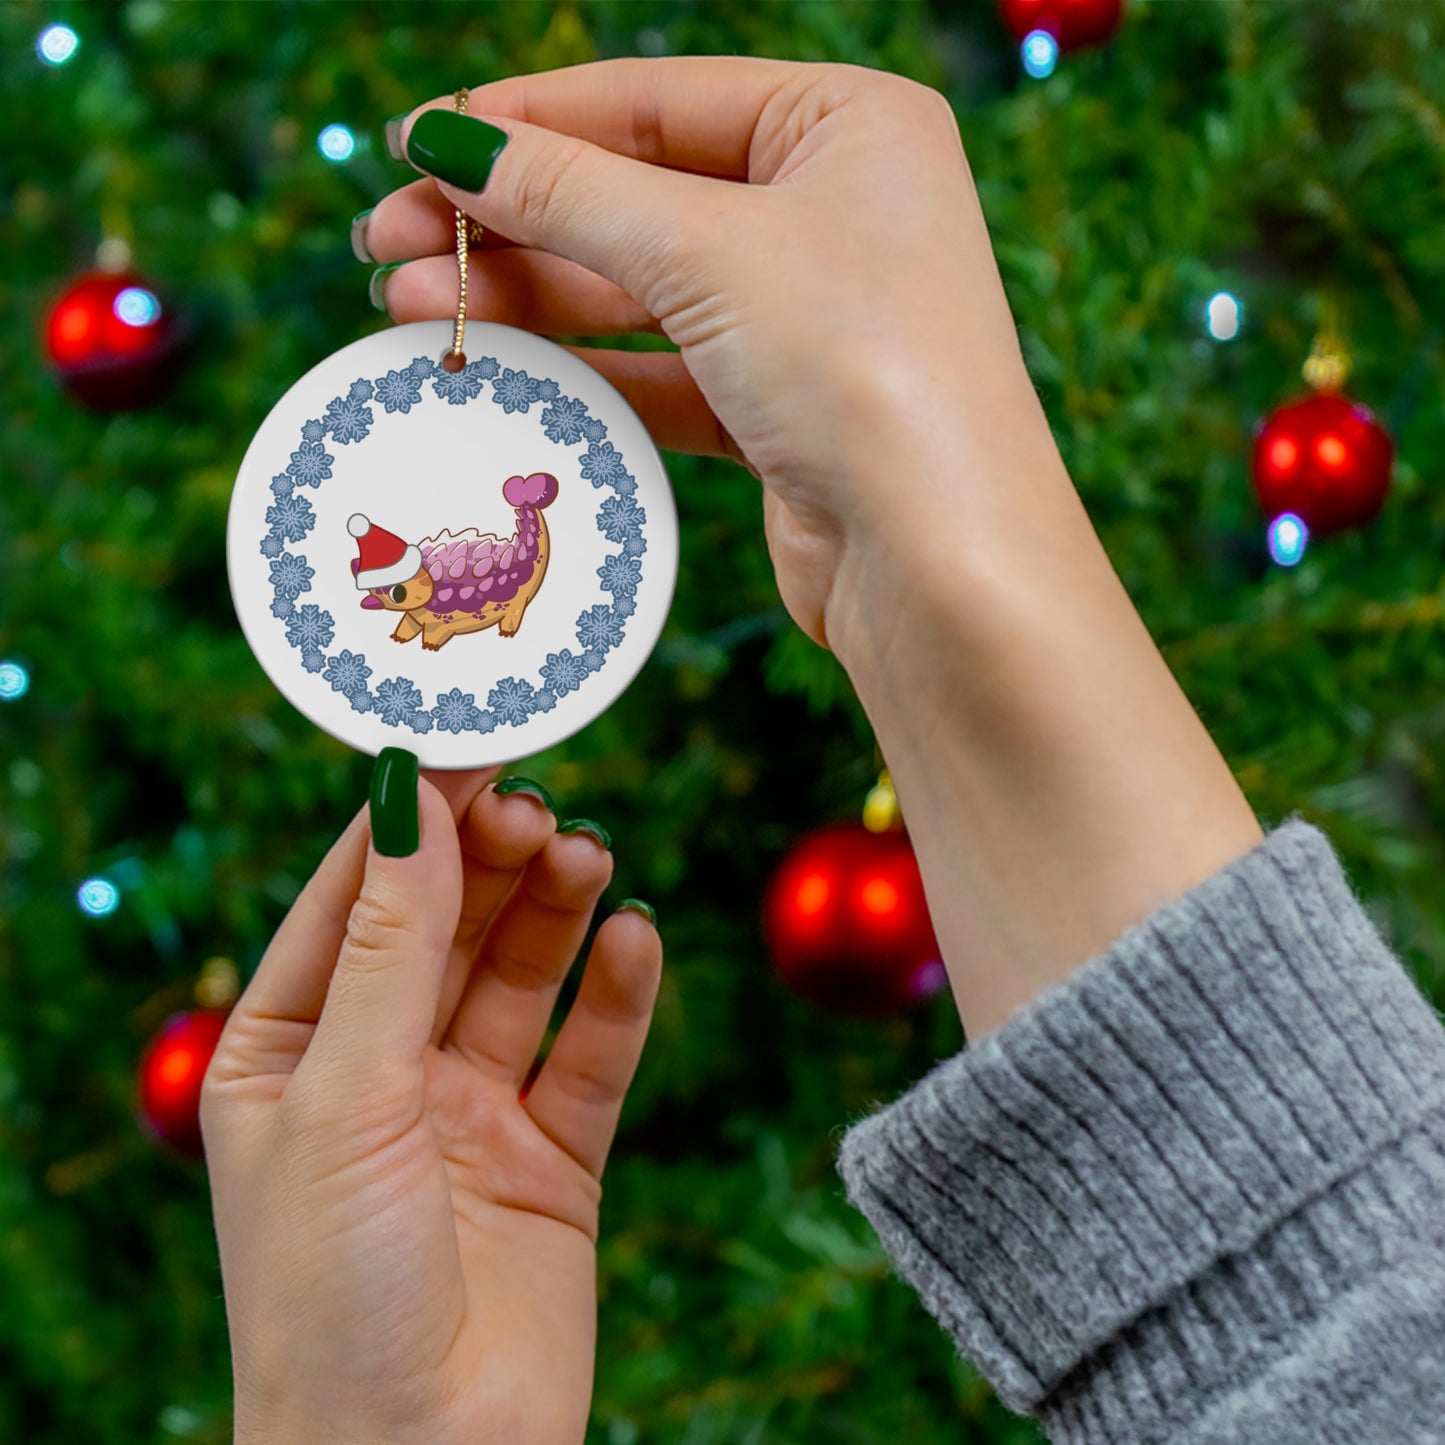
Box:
[384,113,408,161]
[405,110,510,192]
[494,775,555,812]
[559,818,612,851]
[350,208,375,264]
[368,261,404,311]
[617,898,656,926]
[370,748,419,857]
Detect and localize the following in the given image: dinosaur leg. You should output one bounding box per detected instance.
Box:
[498,593,532,637]
[391,612,423,644]
[422,618,458,651]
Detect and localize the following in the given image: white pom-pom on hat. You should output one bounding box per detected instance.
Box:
[347,513,370,538]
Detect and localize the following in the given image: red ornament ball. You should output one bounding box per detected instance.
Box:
[44,270,181,410]
[998,0,1124,49]
[763,822,946,1017]
[1251,392,1394,537]
[137,1009,230,1157]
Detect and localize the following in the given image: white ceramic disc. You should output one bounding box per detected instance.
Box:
[227,320,678,768]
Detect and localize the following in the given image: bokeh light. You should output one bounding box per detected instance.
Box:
[0,660,29,701]
[77,878,121,917]
[114,287,161,328]
[1021,30,1059,79]
[1267,512,1309,567]
[37,24,79,66]
[317,124,356,162]
[1205,291,1242,341]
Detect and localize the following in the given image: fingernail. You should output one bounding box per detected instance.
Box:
[493,775,555,812]
[370,747,420,857]
[350,208,375,264]
[405,110,510,193]
[384,113,409,162]
[558,818,612,851]
[369,261,404,311]
[617,898,656,926]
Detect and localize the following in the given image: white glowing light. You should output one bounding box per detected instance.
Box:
[318,124,356,162]
[0,661,29,701]
[1206,291,1243,342]
[78,878,121,917]
[1022,30,1059,79]
[114,287,161,327]
[1267,512,1309,567]
[38,24,79,66]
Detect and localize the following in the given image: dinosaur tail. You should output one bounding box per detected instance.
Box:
[502,471,559,510]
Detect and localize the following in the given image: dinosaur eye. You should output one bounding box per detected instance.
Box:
[390,584,407,603]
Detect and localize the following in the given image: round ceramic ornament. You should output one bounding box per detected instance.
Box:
[227,318,678,768]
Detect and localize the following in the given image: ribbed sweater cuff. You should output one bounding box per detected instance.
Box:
[835,817,1445,1429]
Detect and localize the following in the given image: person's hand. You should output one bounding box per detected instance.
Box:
[202,761,662,1445]
[360,56,1060,658]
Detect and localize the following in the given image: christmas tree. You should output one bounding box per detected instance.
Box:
[3,3,1443,1441]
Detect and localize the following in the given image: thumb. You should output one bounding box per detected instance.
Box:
[399,106,743,316]
[304,750,463,1089]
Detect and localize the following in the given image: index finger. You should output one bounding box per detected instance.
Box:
[409,54,809,182]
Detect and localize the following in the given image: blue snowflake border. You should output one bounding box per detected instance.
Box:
[260,352,648,734]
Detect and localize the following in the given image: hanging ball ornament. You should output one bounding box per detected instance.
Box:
[763,821,945,1017]
[998,0,1125,50]
[44,267,182,410]
[1251,332,1393,539]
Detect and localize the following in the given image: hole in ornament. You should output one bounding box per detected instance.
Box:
[441,350,467,373]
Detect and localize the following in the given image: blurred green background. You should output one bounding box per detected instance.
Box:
[2,1,1444,1441]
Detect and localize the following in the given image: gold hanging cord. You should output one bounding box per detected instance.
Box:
[442,88,482,372]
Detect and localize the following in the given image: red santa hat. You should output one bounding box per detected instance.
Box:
[348,514,422,591]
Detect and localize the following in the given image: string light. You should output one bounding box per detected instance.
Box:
[37,24,79,66]
[1267,512,1309,567]
[1205,291,1242,341]
[1021,30,1060,78]
[317,124,356,162]
[113,287,161,328]
[0,660,29,701]
[77,878,121,917]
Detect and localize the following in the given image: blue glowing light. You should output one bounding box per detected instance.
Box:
[78,877,121,917]
[0,660,29,701]
[1021,30,1059,79]
[318,124,356,162]
[1267,512,1309,567]
[114,287,161,328]
[1205,291,1242,342]
[37,24,79,66]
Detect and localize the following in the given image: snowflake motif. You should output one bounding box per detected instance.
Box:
[534,378,560,402]
[259,533,285,559]
[581,442,629,488]
[576,605,625,653]
[541,394,589,445]
[285,604,336,651]
[491,368,539,415]
[270,473,295,501]
[597,554,643,597]
[324,396,373,445]
[622,532,647,559]
[582,649,605,673]
[405,711,435,734]
[374,677,424,727]
[269,553,315,600]
[474,710,498,734]
[348,378,375,404]
[270,595,296,621]
[488,676,536,726]
[287,440,334,487]
[472,356,500,379]
[265,493,316,544]
[374,367,425,415]
[348,689,374,715]
[532,688,557,714]
[323,649,372,695]
[597,494,646,544]
[581,416,608,443]
[301,648,326,674]
[432,687,482,734]
[431,363,486,406]
[301,419,326,442]
[613,594,637,619]
[540,649,587,696]
[611,472,638,498]
[407,355,437,380]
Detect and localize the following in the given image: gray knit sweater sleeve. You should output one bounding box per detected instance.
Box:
[835,818,1445,1443]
